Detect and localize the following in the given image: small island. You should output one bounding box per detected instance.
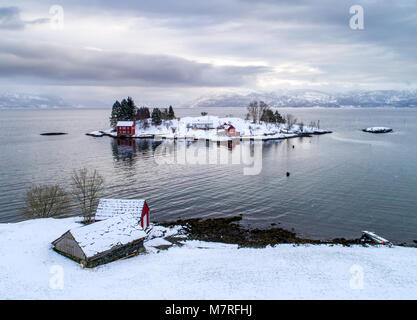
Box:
[362,127,393,133]
[87,97,332,141]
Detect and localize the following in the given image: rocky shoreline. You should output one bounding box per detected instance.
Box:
[160,216,378,247]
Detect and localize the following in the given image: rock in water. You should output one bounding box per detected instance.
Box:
[40,132,68,136]
[362,127,392,133]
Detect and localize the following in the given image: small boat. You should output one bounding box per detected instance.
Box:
[361,230,392,246]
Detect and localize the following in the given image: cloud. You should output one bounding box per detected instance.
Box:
[0,7,25,29]
[1,1,417,106]
[0,6,49,30]
[0,40,270,87]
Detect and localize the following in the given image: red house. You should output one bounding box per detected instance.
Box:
[223,123,240,137]
[117,121,136,137]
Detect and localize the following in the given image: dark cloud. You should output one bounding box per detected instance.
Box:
[0,0,416,105]
[0,40,270,87]
[0,6,49,29]
[0,7,25,29]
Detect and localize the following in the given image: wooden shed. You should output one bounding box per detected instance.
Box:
[52,198,150,267]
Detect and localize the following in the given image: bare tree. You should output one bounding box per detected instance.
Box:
[24,184,69,218]
[72,168,104,224]
[247,100,270,123]
[309,120,317,128]
[247,101,259,123]
[285,114,297,130]
[258,101,268,122]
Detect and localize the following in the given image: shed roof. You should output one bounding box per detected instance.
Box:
[116,121,135,126]
[96,199,146,220]
[70,214,147,258]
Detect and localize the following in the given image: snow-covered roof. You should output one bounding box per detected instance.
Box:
[116,121,135,127]
[223,124,235,130]
[96,199,145,220]
[70,214,147,258]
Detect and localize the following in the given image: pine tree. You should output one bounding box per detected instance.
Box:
[161,108,168,120]
[260,108,274,122]
[119,99,129,121]
[151,108,162,126]
[168,105,175,119]
[110,100,122,128]
[274,110,284,123]
[126,96,136,120]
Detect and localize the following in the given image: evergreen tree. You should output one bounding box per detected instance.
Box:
[118,97,136,121]
[274,110,285,123]
[168,105,175,119]
[151,108,162,126]
[161,108,168,120]
[260,108,274,122]
[110,100,122,128]
[119,99,129,121]
[126,96,136,120]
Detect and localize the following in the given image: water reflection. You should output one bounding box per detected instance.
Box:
[111,138,164,166]
[111,138,137,165]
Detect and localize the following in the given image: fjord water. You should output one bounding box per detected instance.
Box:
[0,107,416,244]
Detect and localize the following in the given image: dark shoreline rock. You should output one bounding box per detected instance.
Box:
[40,132,68,136]
[160,216,367,248]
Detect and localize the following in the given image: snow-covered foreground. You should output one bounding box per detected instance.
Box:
[1,217,417,299]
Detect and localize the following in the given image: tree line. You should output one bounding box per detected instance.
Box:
[109,96,175,128]
[246,100,285,124]
[245,100,319,131]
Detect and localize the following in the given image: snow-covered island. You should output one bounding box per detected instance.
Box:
[362,127,393,133]
[87,115,332,141]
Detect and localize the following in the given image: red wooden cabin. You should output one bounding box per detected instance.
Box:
[116,121,136,136]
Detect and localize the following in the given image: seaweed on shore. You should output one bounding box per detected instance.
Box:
[160,216,364,248]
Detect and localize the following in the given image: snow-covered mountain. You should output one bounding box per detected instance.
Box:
[0,93,71,109]
[188,90,417,108]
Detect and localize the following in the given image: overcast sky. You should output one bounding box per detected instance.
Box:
[0,1,416,106]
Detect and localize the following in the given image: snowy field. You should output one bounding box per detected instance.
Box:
[1,217,417,299]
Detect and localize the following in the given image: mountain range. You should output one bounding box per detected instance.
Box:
[188,90,417,108]
[1,90,417,109]
[0,93,70,109]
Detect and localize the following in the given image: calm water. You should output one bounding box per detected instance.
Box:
[1,107,416,244]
